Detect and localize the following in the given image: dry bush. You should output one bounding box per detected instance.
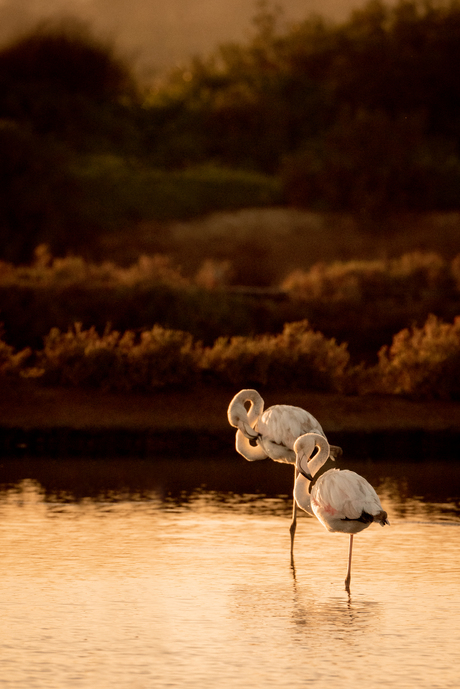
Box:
[0,342,31,375]
[0,330,31,375]
[6,313,460,399]
[282,251,453,302]
[283,251,460,303]
[282,259,387,301]
[201,320,349,391]
[116,327,201,390]
[370,314,460,399]
[0,246,188,289]
[38,323,201,391]
[195,259,233,289]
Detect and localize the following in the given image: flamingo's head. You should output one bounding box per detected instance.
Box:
[294,432,330,481]
[227,389,261,440]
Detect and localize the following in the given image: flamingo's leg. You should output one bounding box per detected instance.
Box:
[345,533,353,592]
[290,467,298,561]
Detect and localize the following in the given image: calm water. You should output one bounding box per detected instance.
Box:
[0,455,460,689]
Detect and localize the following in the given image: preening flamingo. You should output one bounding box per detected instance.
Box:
[293,432,389,591]
[227,389,342,554]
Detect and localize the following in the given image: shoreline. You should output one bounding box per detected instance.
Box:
[1,379,460,458]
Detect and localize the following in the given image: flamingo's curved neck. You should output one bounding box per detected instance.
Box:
[305,436,330,478]
[228,389,264,435]
[245,391,264,426]
[235,430,268,460]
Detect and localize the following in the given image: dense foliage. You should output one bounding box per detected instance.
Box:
[372,314,460,397]
[147,0,460,214]
[3,2,460,262]
[1,248,460,373]
[0,21,280,262]
[4,314,460,399]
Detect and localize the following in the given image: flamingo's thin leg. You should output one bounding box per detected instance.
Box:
[345,533,353,592]
[290,467,298,562]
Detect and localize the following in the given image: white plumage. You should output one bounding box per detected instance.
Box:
[293,432,389,591]
[227,389,342,554]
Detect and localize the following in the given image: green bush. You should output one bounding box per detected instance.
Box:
[72,157,281,227]
[144,0,460,210]
[0,24,282,261]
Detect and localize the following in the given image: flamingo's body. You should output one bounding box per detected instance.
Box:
[227,389,342,554]
[293,432,389,591]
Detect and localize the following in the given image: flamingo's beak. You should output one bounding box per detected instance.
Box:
[249,433,262,447]
[298,466,313,481]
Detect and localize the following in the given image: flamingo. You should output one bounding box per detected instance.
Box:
[293,432,389,591]
[227,389,342,555]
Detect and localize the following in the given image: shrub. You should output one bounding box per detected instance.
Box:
[372,314,460,399]
[281,110,460,214]
[0,22,138,145]
[8,314,460,399]
[202,333,277,388]
[72,157,281,227]
[0,247,188,289]
[282,251,453,302]
[201,319,349,391]
[283,259,388,301]
[38,323,201,391]
[0,121,87,263]
[0,331,31,375]
[116,326,201,390]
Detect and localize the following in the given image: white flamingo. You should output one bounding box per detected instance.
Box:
[293,432,389,591]
[227,389,342,554]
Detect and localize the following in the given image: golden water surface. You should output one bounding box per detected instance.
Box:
[0,457,459,689]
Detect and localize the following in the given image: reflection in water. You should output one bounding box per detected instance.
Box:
[290,570,381,647]
[1,454,460,520]
[231,555,381,652]
[0,458,459,689]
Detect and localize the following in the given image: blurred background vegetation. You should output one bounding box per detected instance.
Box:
[3,0,460,262]
[2,0,460,399]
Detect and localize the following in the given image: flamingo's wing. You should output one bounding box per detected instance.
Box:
[315,470,384,520]
[258,405,324,449]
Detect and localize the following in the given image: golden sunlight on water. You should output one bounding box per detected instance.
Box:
[0,472,459,689]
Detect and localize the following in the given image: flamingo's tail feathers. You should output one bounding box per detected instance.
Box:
[329,445,343,461]
[358,511,375,524]
[375,510,389,526]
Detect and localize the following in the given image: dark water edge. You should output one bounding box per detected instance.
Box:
[0,454,459,521]
[0,426,459,461]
